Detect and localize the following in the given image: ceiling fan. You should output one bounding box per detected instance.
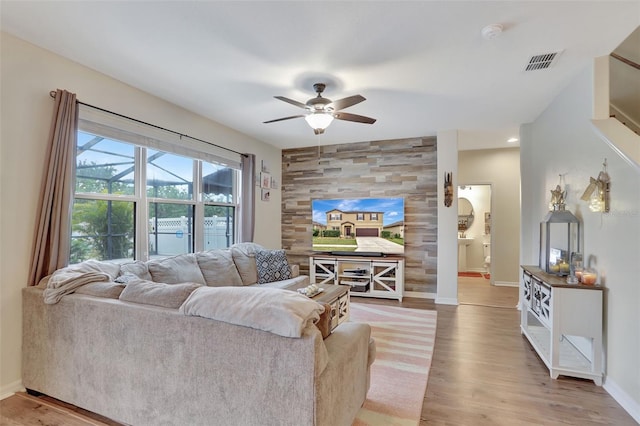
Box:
[264,83,376,135]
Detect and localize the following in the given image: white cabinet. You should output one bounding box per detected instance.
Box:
[520,266,603,385]
[310,255,404,301]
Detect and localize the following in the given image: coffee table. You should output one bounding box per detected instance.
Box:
[291,283,350,331]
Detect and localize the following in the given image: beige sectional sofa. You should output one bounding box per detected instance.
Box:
[22,243,374,426]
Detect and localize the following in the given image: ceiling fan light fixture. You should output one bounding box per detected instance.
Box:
[305,112,334,132]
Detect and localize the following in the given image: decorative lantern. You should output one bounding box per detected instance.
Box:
[539,182,581,276]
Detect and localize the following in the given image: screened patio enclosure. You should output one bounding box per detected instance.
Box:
[72,134,236,263]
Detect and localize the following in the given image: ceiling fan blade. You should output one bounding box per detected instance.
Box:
[334,112,376,124]
[329,95,365,111]
[274,96,307,109]
[263,115,305,124]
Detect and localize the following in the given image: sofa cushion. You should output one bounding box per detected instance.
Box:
[179,286,325,338]
[147,254,206,285]
[230,242,261,285]
[196,249,244,287]
[120,261,153,281]
[75,281,125,299]
[255,249,292,284]
[119,279,202,309]
[251,275,309,289]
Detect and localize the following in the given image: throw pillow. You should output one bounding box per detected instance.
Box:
[255,249,292,284]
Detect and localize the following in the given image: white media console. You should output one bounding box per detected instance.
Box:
[520,265,603,385]
[309,254,404,301]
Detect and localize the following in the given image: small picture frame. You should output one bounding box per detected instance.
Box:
[270,178,279,190]
[260,172,271,188]
[261,189,271,202]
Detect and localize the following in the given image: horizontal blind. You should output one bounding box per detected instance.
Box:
[79,106,242,169]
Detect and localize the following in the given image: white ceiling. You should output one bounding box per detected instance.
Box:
[1,1,638,150]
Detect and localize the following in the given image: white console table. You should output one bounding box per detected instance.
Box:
[310,255,404,301]
[520,265,603,385]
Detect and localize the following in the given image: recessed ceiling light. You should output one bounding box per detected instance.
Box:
[507,137,519,143]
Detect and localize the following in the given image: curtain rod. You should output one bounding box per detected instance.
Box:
[50,90,247,157]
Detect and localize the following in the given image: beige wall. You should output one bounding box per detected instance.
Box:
[521,63,639,417]
[0,32,282,395]
[458,148,521,284]
[610,26,640,129]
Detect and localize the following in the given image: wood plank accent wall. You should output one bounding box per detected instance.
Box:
[281,137,438,295]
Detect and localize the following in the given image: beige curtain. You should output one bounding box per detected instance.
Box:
[28,90,78,286]
[239,153,255,242]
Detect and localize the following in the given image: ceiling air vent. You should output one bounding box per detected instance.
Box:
[525,51,562,71]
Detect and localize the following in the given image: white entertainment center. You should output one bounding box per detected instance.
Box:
[309,254,404,301]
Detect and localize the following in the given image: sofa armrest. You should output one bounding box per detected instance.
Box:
[290,264,300,278]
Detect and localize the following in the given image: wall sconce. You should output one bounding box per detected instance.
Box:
[580,159,610,213]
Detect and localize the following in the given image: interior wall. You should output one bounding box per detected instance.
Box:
[610,26,640,128]
[0,32,282,396]
[281,137,438,296]
[458,148,521,285]
[521,63,640,418]
[436,130,459,305]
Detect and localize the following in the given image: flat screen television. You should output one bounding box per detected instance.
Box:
[311,197,404,255]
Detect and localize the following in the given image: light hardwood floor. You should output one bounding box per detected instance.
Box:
[1,283,635,426]
[457,275,519,309]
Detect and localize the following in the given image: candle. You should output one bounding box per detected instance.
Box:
[575,270,583,282]
[582,272,597,285]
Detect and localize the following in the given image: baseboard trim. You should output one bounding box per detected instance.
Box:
[403,291,436,300]
[0,379,24,400]
[603,376,640,423]
[435,296,459,305]
[494,281,518,287]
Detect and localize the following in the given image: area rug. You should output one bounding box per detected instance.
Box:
[458,271,483,277]
[350,303,437,426]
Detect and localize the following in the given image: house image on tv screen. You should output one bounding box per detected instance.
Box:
[312,197,404,253]
[325,209,384,237]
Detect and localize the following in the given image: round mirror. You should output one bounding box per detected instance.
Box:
[458,197,474,230]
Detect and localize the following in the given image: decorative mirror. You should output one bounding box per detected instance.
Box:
[458,197,474,230]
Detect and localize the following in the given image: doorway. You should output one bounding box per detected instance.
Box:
[457,184,516,308]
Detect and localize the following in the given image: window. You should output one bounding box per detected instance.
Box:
[356,213,364,221]
[329,213,342,221]
[370,213,378,220]
[71,122,240,263]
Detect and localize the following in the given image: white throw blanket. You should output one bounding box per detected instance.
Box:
[43,260,121,304]
[179,286,325,338]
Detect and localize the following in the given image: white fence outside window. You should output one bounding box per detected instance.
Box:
[149,216,233,255]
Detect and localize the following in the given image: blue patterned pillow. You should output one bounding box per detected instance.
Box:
[255,249,292,284]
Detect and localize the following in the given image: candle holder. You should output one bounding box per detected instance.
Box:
[581,268,598,285]
[567,252,583,284]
